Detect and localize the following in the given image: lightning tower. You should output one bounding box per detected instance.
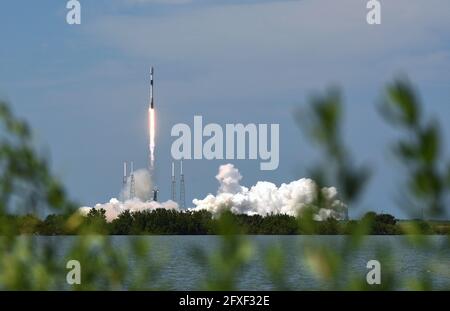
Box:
[179,160,186,209]
[171,162,176,202]
[123,161,127,188]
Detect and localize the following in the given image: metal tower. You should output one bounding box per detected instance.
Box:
[130,161,136,199]
[171,162,176,202]
[179,160,186,209]
[123,161,127,188]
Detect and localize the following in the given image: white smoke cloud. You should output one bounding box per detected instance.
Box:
[120,168,153,201]
[79,198,179,222]
[79,164,346,222]
[79,168,179,222]
[192,164,346,221]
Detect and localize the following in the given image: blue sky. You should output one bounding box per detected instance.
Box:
[1,0,450,218]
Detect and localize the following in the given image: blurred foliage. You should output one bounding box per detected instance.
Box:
[192,211,254,290]
[297,87,371,204]
[0,77,449,290]
[290,78,449,290]
[0,100,159,290]
[380,79,450,218]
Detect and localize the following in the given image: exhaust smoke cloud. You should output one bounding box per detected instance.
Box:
[121,168,153,201]
[79,164,346,222]
[79,168,179,222]
[191,164,346,221]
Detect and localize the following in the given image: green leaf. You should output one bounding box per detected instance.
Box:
[384,79,420,128]
[310,88,342,144]
[394,141,417,161]
[446,163,450,188]
[419,122,440,164]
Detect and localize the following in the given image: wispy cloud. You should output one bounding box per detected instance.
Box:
[89,0,450,92]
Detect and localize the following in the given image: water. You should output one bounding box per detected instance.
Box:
[42,235,450,290]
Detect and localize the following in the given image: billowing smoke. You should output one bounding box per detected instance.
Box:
[120,168,153,201]
[192,164,346,221]
[79,164,346,222]
[79,168,179,222]
[79,198,178,222]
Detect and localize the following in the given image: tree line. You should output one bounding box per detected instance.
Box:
[2,209,448,235]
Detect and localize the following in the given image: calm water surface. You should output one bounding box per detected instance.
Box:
[45,235,450,290]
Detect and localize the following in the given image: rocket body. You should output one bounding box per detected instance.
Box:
[150,67,154,109]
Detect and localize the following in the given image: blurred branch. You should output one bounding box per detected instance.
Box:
[380,78,449,218]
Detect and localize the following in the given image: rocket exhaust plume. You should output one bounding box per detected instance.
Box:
[148,67,156,170]
[192,164,347,220]
[149,107,155,169]
[78,165,344,222]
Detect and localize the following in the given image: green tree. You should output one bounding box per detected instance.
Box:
[111,210,133,235]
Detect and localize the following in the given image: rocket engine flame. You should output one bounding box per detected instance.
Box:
[149,107,156,169]
[148,66,156,171]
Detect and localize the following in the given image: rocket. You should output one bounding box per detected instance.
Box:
[148,66,156,170]
[150,66,154,109]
